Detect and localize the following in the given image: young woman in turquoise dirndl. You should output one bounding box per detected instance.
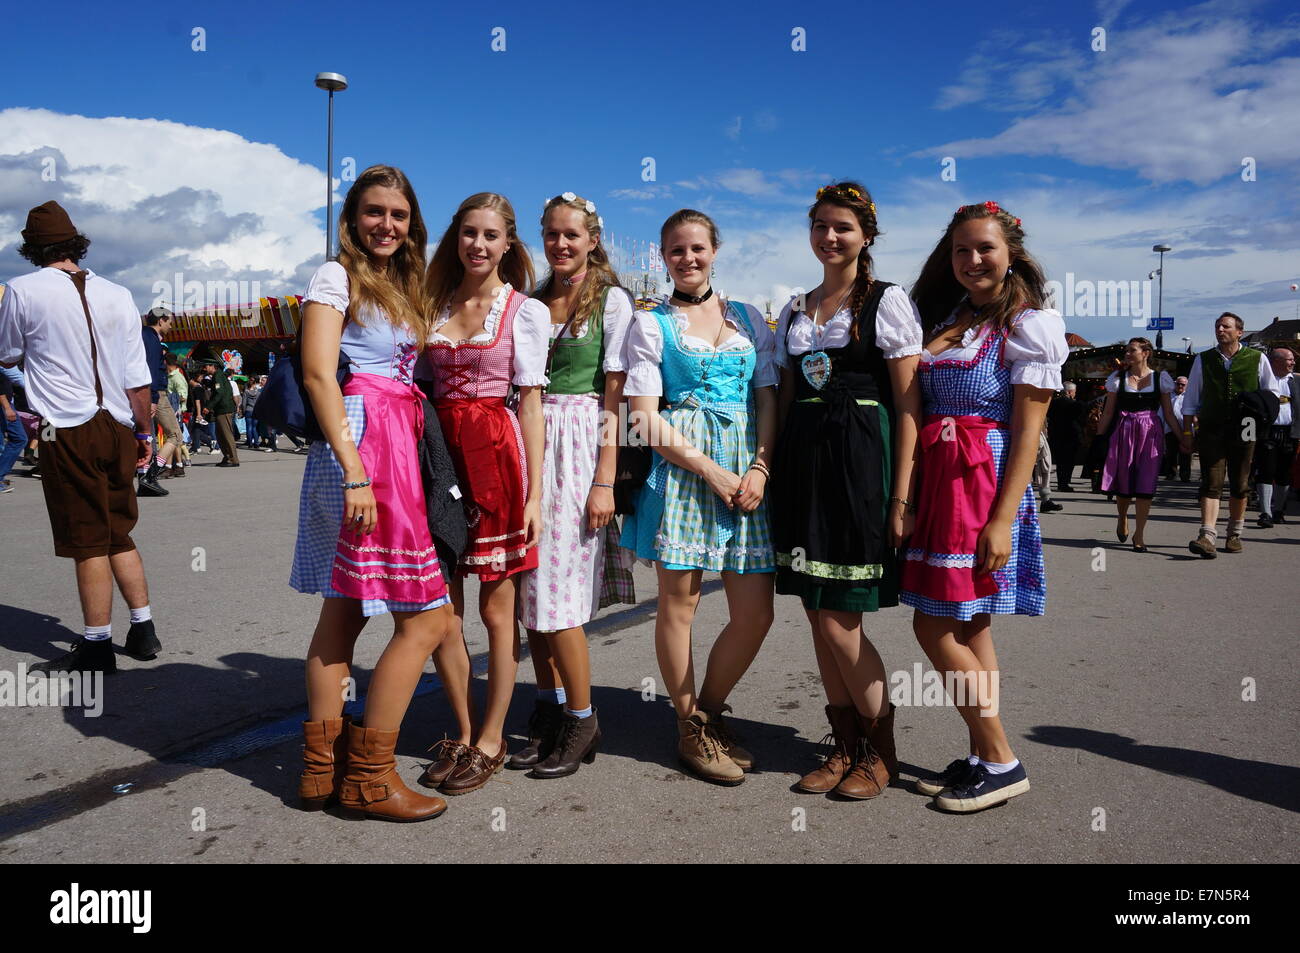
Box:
[620,209,778,786]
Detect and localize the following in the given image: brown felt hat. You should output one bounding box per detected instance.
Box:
[21,200,78,246]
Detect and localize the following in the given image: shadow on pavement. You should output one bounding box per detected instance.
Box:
[1026,725,1300,814]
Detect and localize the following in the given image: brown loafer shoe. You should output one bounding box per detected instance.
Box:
[419,738,468,789]
[440,741,508,796]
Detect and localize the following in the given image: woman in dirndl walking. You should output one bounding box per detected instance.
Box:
[1097,337,1179,551]
[291,165,454,822]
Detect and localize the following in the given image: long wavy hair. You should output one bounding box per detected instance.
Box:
[534,194,624,335]
[426,192,535,319]
[335,165,430,342]
[910,201,1048,340]
[809,180,879,339]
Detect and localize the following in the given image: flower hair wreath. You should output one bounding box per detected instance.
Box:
[815,184,876,216]
[958,200,1021,227]
[549,193,603,228]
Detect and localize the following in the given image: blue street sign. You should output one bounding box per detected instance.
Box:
[1146,316,1175,331]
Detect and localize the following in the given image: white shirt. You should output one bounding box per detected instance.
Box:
[0,267,152,429]
[1275,373,1293,428]
[773,284,924,361]
[546,286,634,374]
[919,308,1068,391]
[1167,391,1187,433]
[427,284,550,387]
[1104,369,1175,394]
[622,299,779,397]
[1181,346,1284,417]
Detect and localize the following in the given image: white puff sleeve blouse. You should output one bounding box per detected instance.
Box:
[512,297,552,388]
[774,284,923,362]
[1105,369,1176,393]
[1004,308,1068,391]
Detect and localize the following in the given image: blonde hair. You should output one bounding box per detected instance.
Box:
[425,193,535,318]
[335,165,430,342]
[535,194,625,335]
[659,209,721,252]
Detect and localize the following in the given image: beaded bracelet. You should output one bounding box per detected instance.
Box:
[889,496,916,512]
[341,479,372,490]
[592,481,614,489]
[748,463,770,479]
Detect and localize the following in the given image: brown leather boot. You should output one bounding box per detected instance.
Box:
[833,713,890,800]
[677,711,744,785]
[796,705,858,794]
[866,702,898,780]
[531,709,600,779]
[698,702,753,771]
[338,723,448,822]
[298,715,350,811]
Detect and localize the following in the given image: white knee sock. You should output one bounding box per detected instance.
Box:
[1257,483,1273,514]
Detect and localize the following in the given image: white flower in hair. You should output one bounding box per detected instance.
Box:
[562,191,576,202]
[597,216,604,228]
[585,200,596,214]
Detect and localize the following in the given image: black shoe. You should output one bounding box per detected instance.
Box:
[1040,500,1063,512]
[137,476,169,497]
[215,460,240,468]
[1276,512,1289,524]
[30,638,117,675]
[531,709,600,779]
[507,700,564,769]
[1257,514,1274,529]
[124,620,162,660]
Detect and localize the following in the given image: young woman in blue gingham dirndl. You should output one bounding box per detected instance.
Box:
[619,209,778,785]
[902,200,1067,814]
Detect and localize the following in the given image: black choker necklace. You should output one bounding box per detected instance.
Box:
[671,286,713,305]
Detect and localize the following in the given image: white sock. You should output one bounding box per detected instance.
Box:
[1257,484,1273,514]
[966,754,980,765]
[979,758,1020,775]
[1227,518,1244,537]
[84,624,112,642]
[129,605,152,624]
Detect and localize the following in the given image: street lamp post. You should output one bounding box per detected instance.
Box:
[1153,243,1171,350]
[315,72,348,261]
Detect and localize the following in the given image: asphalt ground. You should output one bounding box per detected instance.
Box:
[0,446,1296,864]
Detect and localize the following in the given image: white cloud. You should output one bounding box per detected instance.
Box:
[0,107,328,306]
[924,5,1300,186]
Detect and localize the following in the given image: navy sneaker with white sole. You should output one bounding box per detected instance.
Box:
[934,762,1030,812]
[914,758,977,797]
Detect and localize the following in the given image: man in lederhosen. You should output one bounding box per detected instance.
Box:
[0,201,163,672]
[1182,312,1285,556]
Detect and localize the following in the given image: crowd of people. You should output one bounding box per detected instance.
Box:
[1,182,1294,827]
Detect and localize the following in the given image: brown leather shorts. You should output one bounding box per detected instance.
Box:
[38,410,139,558]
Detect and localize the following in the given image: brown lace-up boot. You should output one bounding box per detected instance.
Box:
[833,713,891,800]
[338,723,448,822]
[698,702,753,771]
[298,715,351,811]
[866,702,898,780]
[796,705,858,794]
[507,700,563,770]
[677,711,744,785]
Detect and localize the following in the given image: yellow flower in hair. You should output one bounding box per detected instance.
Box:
[816,186,828,198]
[868,202,876,215]
[845,187,862,198]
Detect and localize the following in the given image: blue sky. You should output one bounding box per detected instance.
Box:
[2,0,1298,348]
